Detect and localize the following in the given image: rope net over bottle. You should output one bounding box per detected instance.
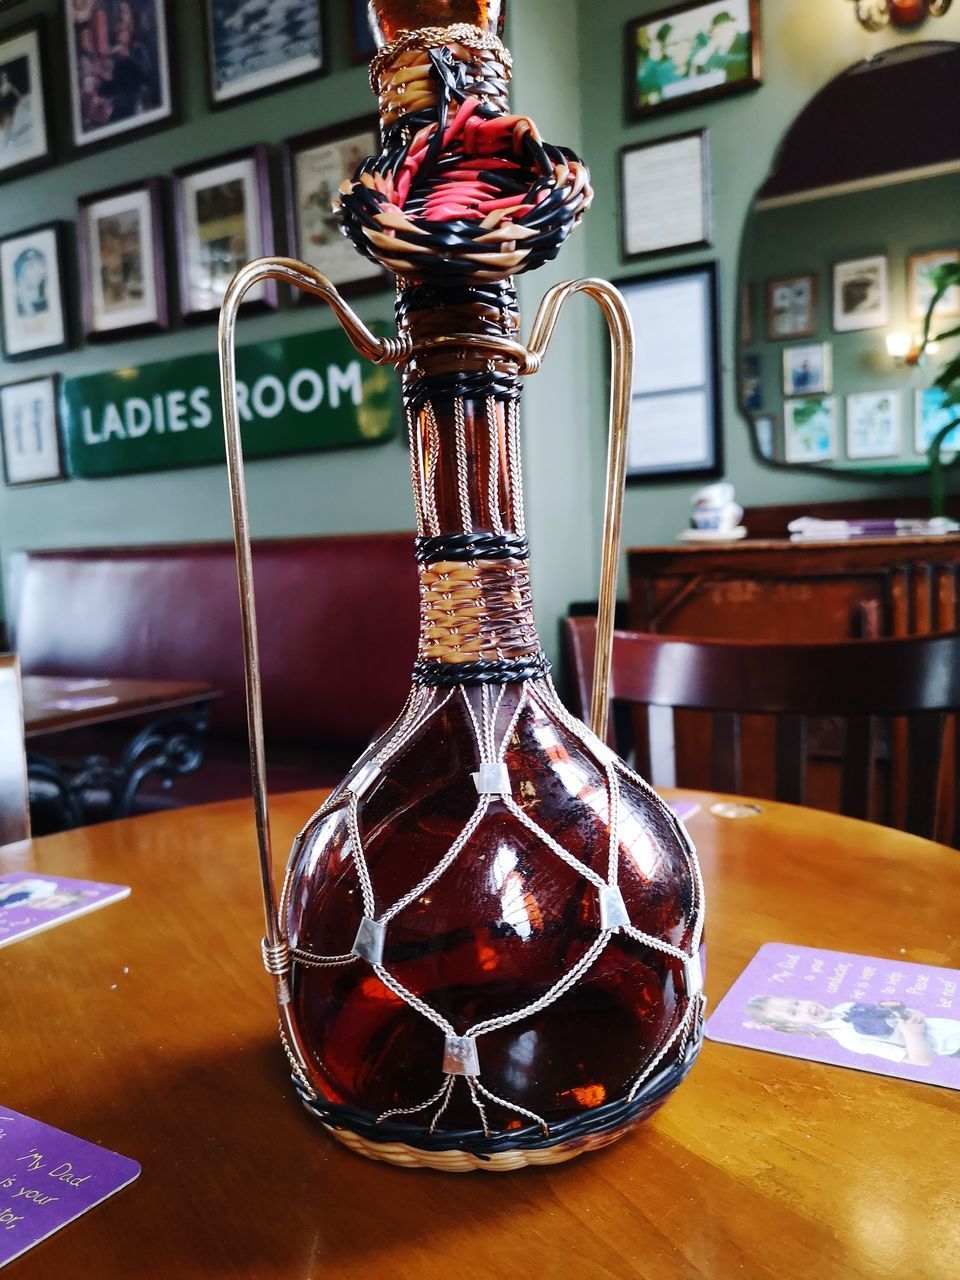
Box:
[261,16,707,1163]
[275,672,706,1152]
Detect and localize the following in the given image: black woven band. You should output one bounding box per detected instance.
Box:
[405,368,522,409]
[413,652,551,687]
[294,1033,702,1159]
[396,279,520,332]
[415,533,529,564]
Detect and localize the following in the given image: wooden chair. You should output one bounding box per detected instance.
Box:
[564,617,960,844]
[0,654,30,845]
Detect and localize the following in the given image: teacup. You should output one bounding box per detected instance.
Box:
[690,482,743,532]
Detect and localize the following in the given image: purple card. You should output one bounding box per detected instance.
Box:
[707,943,960,1091]
[0,1109,140,1267]
[670,800,701,825]
[0,874,130,950]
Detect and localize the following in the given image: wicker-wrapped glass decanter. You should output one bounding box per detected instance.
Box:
[218,0,705,1172]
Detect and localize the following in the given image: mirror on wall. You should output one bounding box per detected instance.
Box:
[737,41,960,474]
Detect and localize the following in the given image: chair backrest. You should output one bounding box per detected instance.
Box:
[564,616,960,843]
[0,654,29,845]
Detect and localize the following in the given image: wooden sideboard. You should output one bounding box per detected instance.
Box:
[626,535,960,838]
[627,536,960,640]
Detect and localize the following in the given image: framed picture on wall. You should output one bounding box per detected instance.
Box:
[783,396,838,465]
[77,179,168,339]
[173,145,277,319]
[619,130,712,261]
[739,282,753,344]
[0,23,52,184]
[740,352,762,411]
[915,387,960,455]
[782,342,832,396]
[283,118,387,294]
[348,0,378,65]
[832,255,889,333]
[753,412,776,461]
[617,262,722,481]
[0,222,69,361]
[846,391,902,461]
[626,0,761,121]
[908,249,960,323]
[65,0,175,151]
[204,0,324,108]
[766,274,816,341]
[0,376,65,486]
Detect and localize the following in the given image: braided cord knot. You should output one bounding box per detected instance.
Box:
[369,23,513,96]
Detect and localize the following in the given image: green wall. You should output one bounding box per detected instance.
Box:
[2,0,959,662]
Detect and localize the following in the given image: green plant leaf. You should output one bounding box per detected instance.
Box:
[922,263,960,346]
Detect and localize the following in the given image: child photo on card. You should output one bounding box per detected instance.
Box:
[707,943,960,1090]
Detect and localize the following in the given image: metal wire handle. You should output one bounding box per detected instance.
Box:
[217,258,410,976]
[524,279,636,740]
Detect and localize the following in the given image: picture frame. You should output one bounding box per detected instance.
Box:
[783,396,838,465]
[0,22,52,184]
[0,375,65,486]
[0,222,70,361]
[619,129,712,261]
[846,391,902,461]
[766,274,816,341]
[833,255,889,333]
[626,0,761,122]
[783,342,832,397]
[739,282,753,345]
[77,178,168,339]
[348,0,378,66]
[617,262,722,481]
[282,117,387,295]
[740,352,762,412]
[753,411,776,461]
[915,387,960,456]
[65,0,175,152]
[173,145,277,320]
[908,250,960,323]
[204,0,325,109]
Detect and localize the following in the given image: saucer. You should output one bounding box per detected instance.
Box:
[677,526,748,543]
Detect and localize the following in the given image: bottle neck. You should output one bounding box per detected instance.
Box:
[368,0,506,46]
[399,282,546,684]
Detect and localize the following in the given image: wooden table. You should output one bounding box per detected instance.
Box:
[22,677,219,824]
[22,676,217,738]
[1,791,957,1279]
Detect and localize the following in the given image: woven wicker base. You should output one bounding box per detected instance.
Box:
[293,1033,702,1172]
[316,1109,645,1173]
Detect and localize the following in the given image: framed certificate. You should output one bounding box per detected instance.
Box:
[618,262,722,481]
[620,130,711,261]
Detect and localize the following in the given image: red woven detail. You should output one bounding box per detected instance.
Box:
[394,98,540,225]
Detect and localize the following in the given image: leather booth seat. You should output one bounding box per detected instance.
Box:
[12,536,420,810]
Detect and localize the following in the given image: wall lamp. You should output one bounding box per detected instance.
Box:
[886,331,939,364]
[848,0,952,31]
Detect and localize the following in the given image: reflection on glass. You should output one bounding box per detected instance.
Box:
[737,41,960,475]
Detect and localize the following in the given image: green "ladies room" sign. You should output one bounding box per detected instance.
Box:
[62,325,399,479]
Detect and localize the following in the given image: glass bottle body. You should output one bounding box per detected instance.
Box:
[284,681,700,1132]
